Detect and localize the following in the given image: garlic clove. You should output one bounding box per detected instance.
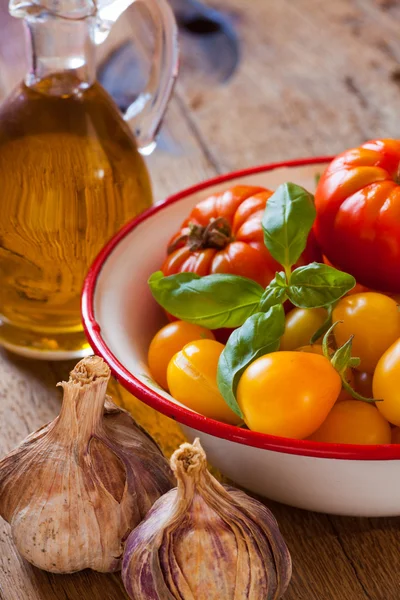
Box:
[0,356,174,574]
[122,439,292,600]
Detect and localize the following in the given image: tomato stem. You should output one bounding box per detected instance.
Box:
[167,217,233,254]
[341,376,379,403]
[322,321,339,360]
[322,322,378,404]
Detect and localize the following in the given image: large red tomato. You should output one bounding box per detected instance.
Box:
[314,139,400,293]
[163,185,321,287]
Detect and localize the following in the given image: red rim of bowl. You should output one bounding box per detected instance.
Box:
[82,156,398,461]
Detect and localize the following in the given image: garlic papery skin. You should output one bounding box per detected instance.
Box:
[0,356,174,574]
[122,439,292,600]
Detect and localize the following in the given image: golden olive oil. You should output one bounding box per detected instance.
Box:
[0,75,153,354]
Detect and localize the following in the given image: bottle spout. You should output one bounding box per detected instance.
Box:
[9,0,96,19]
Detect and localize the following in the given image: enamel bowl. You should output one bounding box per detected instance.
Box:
[82,158,400,517]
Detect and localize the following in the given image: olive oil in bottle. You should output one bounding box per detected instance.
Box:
[0,75,153,356]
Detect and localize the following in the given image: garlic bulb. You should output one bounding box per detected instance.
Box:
[0,356,174,574]
[122,439,292,600]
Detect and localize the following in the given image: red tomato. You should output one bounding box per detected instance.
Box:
[314,139,400,293]
[163,185,321,287]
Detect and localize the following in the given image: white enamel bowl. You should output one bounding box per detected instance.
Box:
[82,157,400,517]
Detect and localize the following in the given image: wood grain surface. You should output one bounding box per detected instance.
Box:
[1,1,400,598]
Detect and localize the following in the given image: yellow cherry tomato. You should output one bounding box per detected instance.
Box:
[308,401,391,445]
[296,344,354,402]
[332,292,400,373]
[237,351,341,439]
[391,427,400,444]
[353,371,373,399]
[280,307,327,351]
[148,321,215,389]
[373,338,400,426]
[167,339,241,425]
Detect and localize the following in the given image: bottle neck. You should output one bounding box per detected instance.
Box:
[24,17,96,95]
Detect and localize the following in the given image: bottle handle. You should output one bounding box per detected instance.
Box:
[96,0,178,155]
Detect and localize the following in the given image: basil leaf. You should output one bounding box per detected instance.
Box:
[217,305,285,416]
[262,182,316,269]
[148,271,264,329]
[287,263,356,308]
[259,272,288,311]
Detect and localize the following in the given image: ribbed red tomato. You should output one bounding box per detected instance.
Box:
[163,185,321,287]
[314,139,400,293]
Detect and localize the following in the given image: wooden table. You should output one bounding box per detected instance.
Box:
[1,1,400,598]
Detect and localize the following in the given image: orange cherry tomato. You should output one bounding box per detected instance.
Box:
[296,344,354,402]
[308,401,391,445]
[280,308,327,351]
[315,139,400,293]
[148,321,215,390]
[167,339,241,425]
[332,292,400,373]
[163,185,321,287]
[373,338,400,426]
[237,351,341,439]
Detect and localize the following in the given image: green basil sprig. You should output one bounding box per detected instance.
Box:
[148,271,264,329]
[217,305,285,417]
[261,183,355,306]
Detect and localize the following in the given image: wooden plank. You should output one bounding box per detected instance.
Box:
[269,502,367,600]
[328,515,400,600]
[174,0,400,172]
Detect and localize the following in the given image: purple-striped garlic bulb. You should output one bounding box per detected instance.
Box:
[0,356,174,574]
[122,438,292,600]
